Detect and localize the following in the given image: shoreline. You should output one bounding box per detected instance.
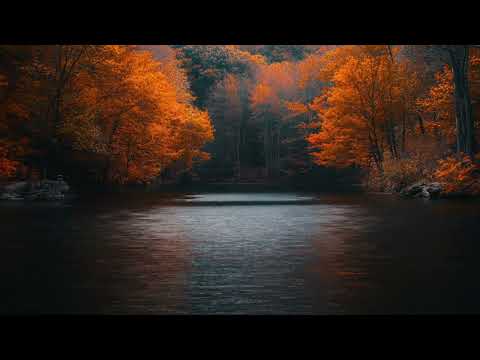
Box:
[2,179,479,202]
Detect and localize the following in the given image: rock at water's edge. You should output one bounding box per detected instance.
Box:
[400,181,442,199]
[1,179,70,201]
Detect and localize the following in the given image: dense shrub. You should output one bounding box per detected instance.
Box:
[364,154,434,192]
[433,154,480,195]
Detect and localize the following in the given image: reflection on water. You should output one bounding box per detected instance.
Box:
[1,192,480,314]
[182,192,314,202]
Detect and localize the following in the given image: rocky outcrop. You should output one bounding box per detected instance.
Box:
[0,177,70,201]
[399,181,442,199]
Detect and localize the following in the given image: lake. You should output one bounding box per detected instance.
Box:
[1,191,480,314]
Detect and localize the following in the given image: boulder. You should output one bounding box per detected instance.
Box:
[424,182,442,198]
[400,181,443,199]
[400,181,424,197]
[1,178,70,201]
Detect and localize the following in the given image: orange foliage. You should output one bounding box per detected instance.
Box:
[365,154,435,192]
[311,45,391,83]
[250,82,277,110]
[418,51,480,147]
[226,45,267,67]
[284,101,309,117]
[59,45,213,184]
[308,49,418,171]
[251,61,297,109]
[297,53,324,90]
[417,65,456,143]
[156,50,195,104]
[308,110,370,168]
[0,141,18,179]
[434,155,480,195]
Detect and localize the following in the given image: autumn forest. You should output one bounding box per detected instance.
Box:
[1,45,480,196]
[4,43,480,316]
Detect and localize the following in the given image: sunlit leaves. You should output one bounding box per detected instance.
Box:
[434,154,480,194]
[307,46,420,170]
[0,45,214,184]
[417,65,456,142]
[62,46,214,184]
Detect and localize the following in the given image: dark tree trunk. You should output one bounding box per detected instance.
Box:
[447,45,475,157]
[417,114,426,135]
[386,120,398,160]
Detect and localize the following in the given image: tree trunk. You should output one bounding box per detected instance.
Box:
[264,117,269,178]
[275,123,281,176]
[417,114,426,135]
[236,124,241,181]
[448,45,475,157]
[386,119,398,160]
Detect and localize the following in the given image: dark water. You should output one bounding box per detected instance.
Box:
[1,191,480,314]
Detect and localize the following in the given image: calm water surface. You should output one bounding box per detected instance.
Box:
[1,191,480,314]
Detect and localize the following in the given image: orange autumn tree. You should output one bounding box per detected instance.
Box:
[1,45,213,185]
[60,46,213,184]
[308,48,406,170]
[305,45,480,193]
[305,45,433,192]
[250,61,304,177]
[417,50,480,195]
[417,65,456,146]
[250,81,280,177]
[168,104,213,170]
[283,46,362,120]
[250,72,283,177]
[418,50,480,152]
[156,48,195,105]
[207,73,245,175]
